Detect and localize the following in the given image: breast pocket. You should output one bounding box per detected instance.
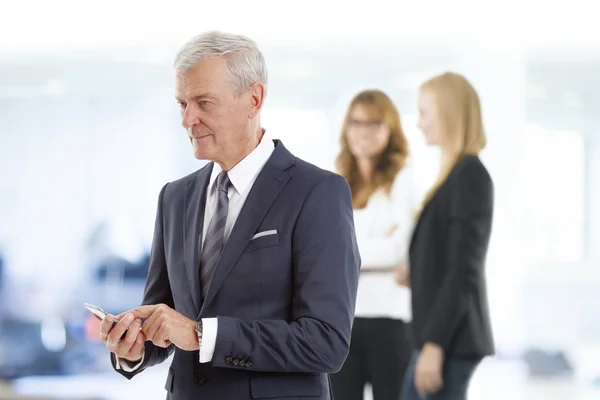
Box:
[246,231,279,252]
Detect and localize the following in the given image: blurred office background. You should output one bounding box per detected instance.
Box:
[1,0,599,398]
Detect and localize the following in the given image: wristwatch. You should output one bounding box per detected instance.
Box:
[195,320,203,349]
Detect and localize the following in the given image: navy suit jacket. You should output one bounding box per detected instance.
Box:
[114,140,360,399]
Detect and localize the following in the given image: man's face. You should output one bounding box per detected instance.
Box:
[175,57,253,167]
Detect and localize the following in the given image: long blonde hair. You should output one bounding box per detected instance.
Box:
[417,72,487,215]
[336,90,410,209]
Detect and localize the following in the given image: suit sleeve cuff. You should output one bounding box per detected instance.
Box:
[199,317,218,363]
[114,350,145,372]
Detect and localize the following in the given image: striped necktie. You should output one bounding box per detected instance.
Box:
[200,171,230,299]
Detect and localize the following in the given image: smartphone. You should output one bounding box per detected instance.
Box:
[84,303,127,339]
[84,303,118,322]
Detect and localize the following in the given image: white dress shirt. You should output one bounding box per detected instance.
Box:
[117,133,275,371]
[353,164,418,321]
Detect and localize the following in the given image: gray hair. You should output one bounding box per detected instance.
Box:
[174,30,268,97]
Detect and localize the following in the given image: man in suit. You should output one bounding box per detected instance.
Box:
[99,30,360,399]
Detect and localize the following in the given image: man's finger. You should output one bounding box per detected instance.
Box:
[143,313,164,345]
[125,333,146,362]
[106,313,133,351]
[141,313,161,342]
[100,314,116,340]
[126,305,158,319]
[152,326,170,348]
[118,318,142,355]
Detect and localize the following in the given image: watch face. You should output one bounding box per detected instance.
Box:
[196,320,203,332]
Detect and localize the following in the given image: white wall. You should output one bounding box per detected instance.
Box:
[586,134,600,263]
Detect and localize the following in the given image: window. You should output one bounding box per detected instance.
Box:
[402,113,439,202]
[262,108,334,170]
[519,123,585,264]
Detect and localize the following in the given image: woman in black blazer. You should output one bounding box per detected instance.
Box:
[400,72,494,400]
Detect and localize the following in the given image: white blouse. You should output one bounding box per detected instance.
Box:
[353,164,418,321]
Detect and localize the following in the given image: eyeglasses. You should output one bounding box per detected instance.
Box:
[347,119,385,129]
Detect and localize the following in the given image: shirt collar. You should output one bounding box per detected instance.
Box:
[208,131,275,195]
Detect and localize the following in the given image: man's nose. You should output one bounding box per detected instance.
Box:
[181,106,199,129]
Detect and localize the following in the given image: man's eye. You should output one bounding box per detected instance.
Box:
[178,102,186,108]
[198,100,210,106]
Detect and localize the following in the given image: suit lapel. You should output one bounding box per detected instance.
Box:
[409,199,430,253]
[184,163,213,314]
[410,180,447,253]
[200,142,294,313]
[409,157,468,252]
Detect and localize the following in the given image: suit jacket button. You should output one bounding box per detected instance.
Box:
[194,374,206,385]
[246,361,252,368]
[233,358,240,366]
[225,356,233,364]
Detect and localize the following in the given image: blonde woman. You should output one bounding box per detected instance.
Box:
[401,72,494,400]
[330,90,417,400]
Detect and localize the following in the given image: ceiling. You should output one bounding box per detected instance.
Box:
[526,49,600,130]
[1,0,599,52]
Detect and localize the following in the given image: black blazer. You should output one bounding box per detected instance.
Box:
[409,155,494,359]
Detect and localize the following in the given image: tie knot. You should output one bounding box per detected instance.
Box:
[216,171,230,194]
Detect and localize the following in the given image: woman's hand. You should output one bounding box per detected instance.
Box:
[385,223,398,236]
[394,263,410,286]
[415,342,445,396]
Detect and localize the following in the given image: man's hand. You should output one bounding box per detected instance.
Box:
[124,304,199,351]
[415,342,445,396]
[100,313,146,363]
[394,263,410,287]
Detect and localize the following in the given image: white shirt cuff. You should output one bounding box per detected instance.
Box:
[114,350,145,372]
[199,317,218,363]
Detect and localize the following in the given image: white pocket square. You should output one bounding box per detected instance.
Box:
[251,230,277,240]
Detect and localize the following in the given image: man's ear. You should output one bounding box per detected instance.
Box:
[248,83,266,118]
